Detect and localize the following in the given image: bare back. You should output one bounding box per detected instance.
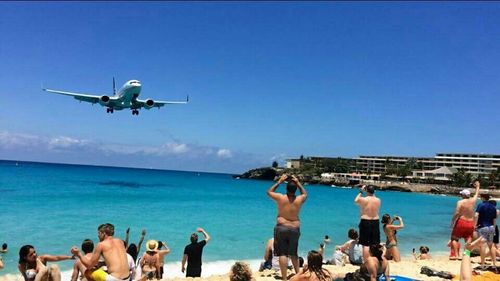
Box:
[456,198,477,221]
[276,194,305,228]
[358,196,381,220]
[100,238,129,279]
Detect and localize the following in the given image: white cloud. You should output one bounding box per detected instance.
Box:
[217,148,232,158]
[48,136,89,149]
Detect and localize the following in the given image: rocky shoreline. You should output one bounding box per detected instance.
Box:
[234,167,500,198]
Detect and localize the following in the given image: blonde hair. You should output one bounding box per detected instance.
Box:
[230,262,253,281]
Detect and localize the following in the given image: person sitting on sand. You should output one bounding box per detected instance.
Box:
[259,238,280,271]
[0,243,7,253]
[413,246,431,260]
[140,240,160,280]
[381,214,404,262]
[18,245,74,281]
[344,244,389,281]
[71,223,130,281]
[336,228,363,265]
[71,239,94,281]
[290,250,331,281]
[450,181,480,260]
[230,262,255,281]
[156,240,170,279]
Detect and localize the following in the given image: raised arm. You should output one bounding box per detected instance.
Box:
[355,186,366,204]
[387,217,405,230]
[292,175,307,201]
[137,229,146,253]
[124,227,130,248]
[267,175,287,200]
[197,228,210,243]
[472,181,480,201]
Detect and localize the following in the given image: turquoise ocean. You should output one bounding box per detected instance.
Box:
[0,160,458,278]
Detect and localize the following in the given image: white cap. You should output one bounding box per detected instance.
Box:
[460,189,471,197]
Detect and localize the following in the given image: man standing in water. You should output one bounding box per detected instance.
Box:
[450,180,480,260]
[71,223,130,281]
[267,174,307,281]
[354,185,381,262]
[182,227,210,278]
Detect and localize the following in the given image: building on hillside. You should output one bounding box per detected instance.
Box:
[412,166,457,181]
[286,159,302,169]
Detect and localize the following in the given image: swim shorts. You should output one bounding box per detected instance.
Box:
[274,224,300,256]
[186,266,201,277]
[478,226,496,243]
[451,218,475,240]
[494,225,499,244]
[358,219,380,246]
[90,268,130,281]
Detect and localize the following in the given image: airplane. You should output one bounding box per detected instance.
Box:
[43,78,188,115]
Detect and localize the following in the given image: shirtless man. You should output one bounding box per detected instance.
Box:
[354,185,381,262]
[71,223,130,281]
[450,181,480,260]
[71,239,94,281]
[267,174,307,281]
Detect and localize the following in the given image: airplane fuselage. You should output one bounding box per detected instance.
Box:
[111,80,142,110]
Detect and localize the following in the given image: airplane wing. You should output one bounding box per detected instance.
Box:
[135,96,189,109]
[43,88,104,104]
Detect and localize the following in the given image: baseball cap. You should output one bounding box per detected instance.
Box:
[459,189,471,197]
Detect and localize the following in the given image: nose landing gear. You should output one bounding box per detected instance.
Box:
[106,108,114,113]
[132,109,139,115]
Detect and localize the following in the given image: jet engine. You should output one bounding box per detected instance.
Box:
[99,95,110,106]
[144,99,155,109]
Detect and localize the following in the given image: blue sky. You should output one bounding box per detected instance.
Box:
[0,2,499,173]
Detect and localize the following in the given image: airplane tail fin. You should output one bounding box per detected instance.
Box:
[186,95,189,103]
[113,77,116,95]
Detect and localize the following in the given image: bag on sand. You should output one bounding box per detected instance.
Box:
[420,266,454,279]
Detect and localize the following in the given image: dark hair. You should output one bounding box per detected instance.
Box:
[286,181,297,194]
[348,229,359,240]
[127,243,138,262]
[324,235,329,239]
[19,245,34,264]
[381,214,391,225]
[229,262,253,281]
[98,223,115,236]
[299,256,304,267]
[480,194,491,201]
[1,243,7,250]
[366,185,375,194]
[81,239,94,254]
[158,241,163,249]
[369,244,384,262]
[304,250,331,281]
[419,246,429,254]
[190,233,198,243]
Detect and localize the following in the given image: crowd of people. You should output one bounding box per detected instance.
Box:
[0,176,498,281]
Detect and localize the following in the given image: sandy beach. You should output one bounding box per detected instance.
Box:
[1,255,498,281]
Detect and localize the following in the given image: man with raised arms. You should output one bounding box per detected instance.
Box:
[71,223,130,281]
[267,174,307,281]
[450,180,480,260]
[354,185,381,262]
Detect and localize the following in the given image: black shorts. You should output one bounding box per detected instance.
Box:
[358,219,380,246]
[274,224,300,256]
[186,266,201,278]
[159,265,164,279]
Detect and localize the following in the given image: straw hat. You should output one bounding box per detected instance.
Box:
[146,240,158,251]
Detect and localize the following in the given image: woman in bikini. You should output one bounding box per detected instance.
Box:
[18,245,74,281]
[139,240,160,280]
[381,214,404,262]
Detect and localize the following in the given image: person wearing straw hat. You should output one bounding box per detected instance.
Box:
[140,240,160,280]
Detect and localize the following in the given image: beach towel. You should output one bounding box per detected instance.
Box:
[452,271,500,281]
[379,275,420,281]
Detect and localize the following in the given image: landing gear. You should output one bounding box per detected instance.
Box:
[106,108,114,113]
[132,109,139,115]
